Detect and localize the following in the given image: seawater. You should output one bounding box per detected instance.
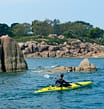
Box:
[0,58,104,109]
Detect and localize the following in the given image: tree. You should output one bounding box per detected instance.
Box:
[11,23,32,36]
[0,23,12,36]
[52,19,61,35]
[63,30,75,38]
[32,19,53,36]
[11,23,19,29]
[61,21,93,39]
[87,27,104,39]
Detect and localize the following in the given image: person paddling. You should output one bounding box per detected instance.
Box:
[55,73,71,87]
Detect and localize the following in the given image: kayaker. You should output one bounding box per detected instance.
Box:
[55,73,71,87]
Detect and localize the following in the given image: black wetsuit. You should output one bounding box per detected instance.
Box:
[55,78,70,87]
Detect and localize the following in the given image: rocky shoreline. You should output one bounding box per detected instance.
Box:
[18,39,104,58]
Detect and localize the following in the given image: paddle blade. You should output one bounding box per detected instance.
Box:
[44,74,50,78]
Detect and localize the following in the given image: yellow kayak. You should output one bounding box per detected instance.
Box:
[34,81,92,93]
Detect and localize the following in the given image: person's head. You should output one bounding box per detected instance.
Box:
[60,73,64,78]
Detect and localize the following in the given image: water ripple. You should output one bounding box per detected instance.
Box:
[0,58,104,109]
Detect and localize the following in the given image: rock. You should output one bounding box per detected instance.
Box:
[62,47,70,53]
[48,66,66,73]
[18,42,25,50]
[65,66,73,72]
[40,41,47,45]
[48,34,57,38]
[79,58,90,67]
[80,43,87,49]
[40,51,49,58]
[23,47,32,54]
[0,41,2,72]
[49,46,60,51]
[56,50,65,58]
[90,64,96,70]
[0,35,28,72]
[75,67,81,72]
[58,35,65,39]
[38,45,49,52]
[34,52,41,57]
[44,58,96,73]
[78,58,96,71]
[18,38,104,58]
[63,42,67,45]
[49,51,56,57]
[71,40,81,48]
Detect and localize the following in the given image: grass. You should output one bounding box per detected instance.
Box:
[14,36,67,44]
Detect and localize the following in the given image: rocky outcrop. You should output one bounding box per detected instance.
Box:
[77,58,96,71]
[45,58,96,73]
[0,35,28,72]
[18,38,104,58]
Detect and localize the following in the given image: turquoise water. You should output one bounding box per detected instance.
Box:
[0,58,104,109]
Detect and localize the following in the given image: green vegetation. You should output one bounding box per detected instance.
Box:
[14,35,67,45]
[0,19,104,45]
[14,36,35,42]
[45,37,67,45]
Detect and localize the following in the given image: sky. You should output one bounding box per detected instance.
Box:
[0,0,104,29]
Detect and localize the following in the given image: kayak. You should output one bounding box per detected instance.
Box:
[34,81,92,93]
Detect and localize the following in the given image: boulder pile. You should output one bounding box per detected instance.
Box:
[18,38,104,58]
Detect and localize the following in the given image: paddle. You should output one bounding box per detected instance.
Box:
[74,82,82,86]
[44,74,51,78]
[44,74,54,79]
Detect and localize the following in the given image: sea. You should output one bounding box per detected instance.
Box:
[0,58,104,109]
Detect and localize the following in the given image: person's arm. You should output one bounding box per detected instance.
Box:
[55,80,58,85]
[63,80,71,86]
[63,80,69,84]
